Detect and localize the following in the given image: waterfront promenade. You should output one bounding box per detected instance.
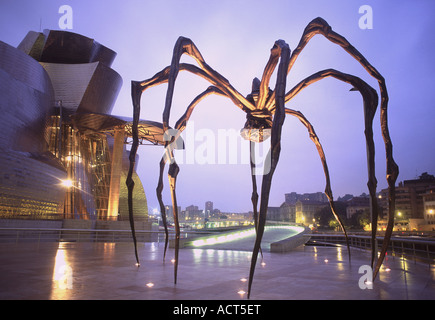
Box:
[0,240,434,300]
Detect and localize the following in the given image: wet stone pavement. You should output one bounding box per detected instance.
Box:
[0,241,434,300]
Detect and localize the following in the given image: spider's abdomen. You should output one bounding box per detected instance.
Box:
[240,112,272,143]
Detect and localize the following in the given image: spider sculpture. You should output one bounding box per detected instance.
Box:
[126,17,398,298]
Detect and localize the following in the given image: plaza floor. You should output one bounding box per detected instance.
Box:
[0,241,434,300]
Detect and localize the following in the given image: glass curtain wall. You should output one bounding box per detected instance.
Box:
[46,107,112,220]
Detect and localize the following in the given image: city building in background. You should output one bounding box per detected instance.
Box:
[423,190,435,228]
[0,29,159,223]
[379,172,435,231]
[268,192,330,227]
[270,175,435,231]
[205,201,213,218]
[295,200,327,226]
[284,191,328,204]
[345,196,370,220]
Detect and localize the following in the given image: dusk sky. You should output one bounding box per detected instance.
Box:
[1,0,434,213]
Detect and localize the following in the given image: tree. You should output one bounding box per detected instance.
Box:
[315,201,348,230]
[345,208,371,230]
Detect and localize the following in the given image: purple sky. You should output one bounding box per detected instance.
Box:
[1,0,434,213]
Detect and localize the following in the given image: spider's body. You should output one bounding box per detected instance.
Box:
[126,17,398,299]
[240,78,273,142]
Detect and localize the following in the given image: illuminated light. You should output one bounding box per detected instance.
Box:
[191,228,255,247]
[190,225,305,247]
[385,267,391,272]
[206,238,217,245]
[337,248,343,261]
[226,234,235,241]
[217,236,226,242]
[240,278,248,282]
[135,263,140,267]
[261,261,266,266]
[52,244,72,292]
[61,179,73,188]
[324,259,329,263]
[146,282,154,288]
[237,290,246,295]
[192,240,205,246]
[171,259,176,264]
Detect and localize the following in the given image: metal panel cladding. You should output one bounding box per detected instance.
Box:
[0,40,66,219]
[0,40,53,152]
[40,30,117,67]
[40,62,122,115]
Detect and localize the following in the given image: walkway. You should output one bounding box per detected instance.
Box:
[185,225,304,251]
[0,241,434,300]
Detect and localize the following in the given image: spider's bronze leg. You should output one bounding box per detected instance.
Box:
[127,77,179,267]
[160,38,255,284]
[130,80,222,266]
[128,76,174,266]
[164,36,255,132]
[249,141,263,258]
[250,141,259,229]
[175,86,226,131]
[165,86,228,282]
[285,108,351,261]
[247,40,290,299]
[278,17,398,278]
[126,81,144,267]
[168,159,180,284]
[286,68,379,266]
[156,156,169,261]
[256,42,285,109]
[129,61,241,270]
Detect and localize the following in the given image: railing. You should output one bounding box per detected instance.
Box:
[2,227,434,266]
[0,224,299,245]
[0,227,217,244]
[307,233,435,265]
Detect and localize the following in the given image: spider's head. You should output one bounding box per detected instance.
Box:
[240,78,273,143]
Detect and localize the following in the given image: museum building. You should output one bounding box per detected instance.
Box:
[0,30,161,222]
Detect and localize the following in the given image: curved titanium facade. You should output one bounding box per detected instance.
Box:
[0,40,66,218]
[40,62,122,114]
[1,30,147,221]
[19,29,117,67]
[0,40,53,152]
